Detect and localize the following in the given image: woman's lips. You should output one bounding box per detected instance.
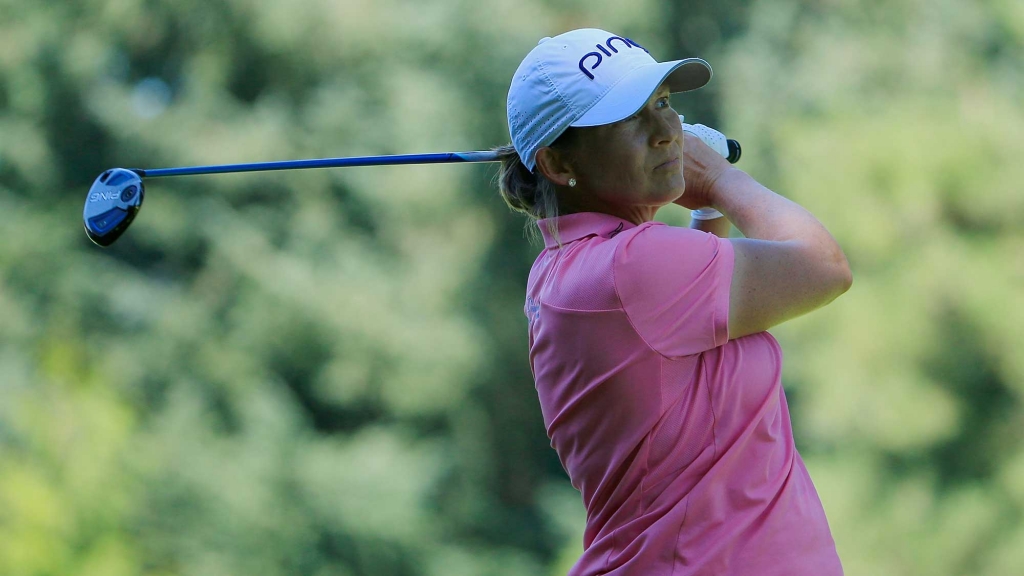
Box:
[655,157,680,170]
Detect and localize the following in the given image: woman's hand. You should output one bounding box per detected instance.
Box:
[674,133,733,210]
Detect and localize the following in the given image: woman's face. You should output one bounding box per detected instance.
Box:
[562,84,685,223]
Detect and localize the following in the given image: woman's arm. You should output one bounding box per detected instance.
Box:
[679,134,853,339]
[712,168,852,338]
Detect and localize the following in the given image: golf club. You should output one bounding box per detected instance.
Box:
[83,128,740,247]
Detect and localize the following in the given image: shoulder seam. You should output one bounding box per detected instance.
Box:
[612,224,676,361]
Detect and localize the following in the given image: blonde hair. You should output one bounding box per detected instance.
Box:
[493,130,576,244]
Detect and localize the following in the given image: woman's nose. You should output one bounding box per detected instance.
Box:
[650,114,680,147]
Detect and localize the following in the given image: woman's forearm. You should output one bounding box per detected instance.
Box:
[711,169,839,245]
[708,166,851,284]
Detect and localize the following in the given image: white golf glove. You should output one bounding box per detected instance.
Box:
[682,121,731,159]
[681,116,726,220]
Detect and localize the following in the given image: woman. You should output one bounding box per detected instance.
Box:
[497,29,852,575]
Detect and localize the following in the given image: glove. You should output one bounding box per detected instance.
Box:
[682,121,732,160]
[680,117,727,220]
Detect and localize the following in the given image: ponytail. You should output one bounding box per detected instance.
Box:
[493,131,576,244]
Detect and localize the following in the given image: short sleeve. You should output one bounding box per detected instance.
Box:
[613,223,734,358]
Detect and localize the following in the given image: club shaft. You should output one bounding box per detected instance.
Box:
[130,138,740,179]
[132,151,502,178]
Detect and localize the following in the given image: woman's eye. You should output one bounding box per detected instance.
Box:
[627,96,669,121]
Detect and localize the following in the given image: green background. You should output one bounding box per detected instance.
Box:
[1,0,1022,574]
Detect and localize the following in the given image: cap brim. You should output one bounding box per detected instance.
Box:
[571,58,712,128]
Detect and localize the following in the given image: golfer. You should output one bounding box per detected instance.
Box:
[497,29,851,575]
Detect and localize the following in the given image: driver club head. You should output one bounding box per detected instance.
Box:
[83,168,144,247]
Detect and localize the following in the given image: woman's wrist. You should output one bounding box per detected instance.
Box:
[689,210,731,238]
[690,208,724,220]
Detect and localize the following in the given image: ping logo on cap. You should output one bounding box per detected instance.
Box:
[578,36,650,80]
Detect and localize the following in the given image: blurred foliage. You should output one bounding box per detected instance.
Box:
[0,0,1022,574]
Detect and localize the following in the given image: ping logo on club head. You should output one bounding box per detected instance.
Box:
[578,36,650,81]
[89,190,123,203]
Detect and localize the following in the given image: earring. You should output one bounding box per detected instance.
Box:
[568,178,577,188]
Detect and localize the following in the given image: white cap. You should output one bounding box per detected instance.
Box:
[507,28,713,172]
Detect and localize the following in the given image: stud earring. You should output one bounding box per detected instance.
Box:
[568,178,577,188]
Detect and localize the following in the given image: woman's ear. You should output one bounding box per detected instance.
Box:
[534,146,575,187]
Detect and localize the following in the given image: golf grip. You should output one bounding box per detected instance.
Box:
[725,139,741,163]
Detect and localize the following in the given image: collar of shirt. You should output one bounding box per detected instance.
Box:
[537,212,640,249]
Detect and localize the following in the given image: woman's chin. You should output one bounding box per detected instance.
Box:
[652,183,686,207]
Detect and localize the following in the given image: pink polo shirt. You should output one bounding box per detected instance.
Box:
[526,212,842,576]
